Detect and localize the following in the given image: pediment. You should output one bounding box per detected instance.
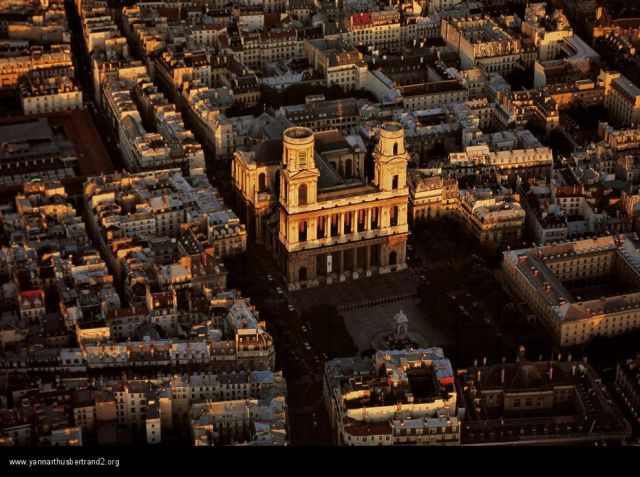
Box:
[289,168,320,179]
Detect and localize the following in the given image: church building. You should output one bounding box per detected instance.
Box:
[232,122,409,289]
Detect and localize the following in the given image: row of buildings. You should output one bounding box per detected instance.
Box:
[324,346,631,445]
[1,368,286,446]
[0,175,274,445]
[0,1,284,447]
[0,0,83,115]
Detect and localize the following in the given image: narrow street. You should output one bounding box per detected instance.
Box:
[234,245,334,445]
[64,0,126,171]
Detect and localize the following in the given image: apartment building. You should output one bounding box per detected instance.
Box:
[441,16,537,74]
[305,39,368,92]
[277,97,366,133]
[324,348,459,446]
[458,347,631,444]
[408,172,459,222]
[599,70,640,126]
[457,188,525,244]
[19,75,82,115]
[0,44,73,92]
[502,235,640,346]
[615,355,640,426]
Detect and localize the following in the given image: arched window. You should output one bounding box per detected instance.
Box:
[299,266,307,282]
[393,142,398,155]
[298,184,308,206]
[298,221,307,242]
[345,159,353,178]
[258,173,266,192]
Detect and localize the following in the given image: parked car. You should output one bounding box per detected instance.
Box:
[303,342,311,351]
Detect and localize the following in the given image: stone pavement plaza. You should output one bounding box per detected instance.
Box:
[289,269,451,351]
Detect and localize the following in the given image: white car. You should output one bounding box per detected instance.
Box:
[301,325,307,333]
[276,287,284,295]
[288,304,295,312]
[266,274,273,282]
[303,342,311,351]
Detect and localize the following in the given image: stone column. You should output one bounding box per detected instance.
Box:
[290,220,297,244]
[324,216,330,239]
[339,250,345,282]
[366,208,372,231]
[309,218,316,241]
[339,213,345,236]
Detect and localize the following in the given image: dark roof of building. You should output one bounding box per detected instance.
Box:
[314,129,351,155]
[255,139,283,166]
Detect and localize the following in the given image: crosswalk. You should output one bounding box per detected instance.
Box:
[288,406,316,415]
[290,374,323,385]
[337,292,418,312]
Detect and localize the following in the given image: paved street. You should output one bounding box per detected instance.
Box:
[288,268,419,309]
[64,0,126,172]
[231,246,333,445]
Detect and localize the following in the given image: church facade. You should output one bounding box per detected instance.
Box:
[233,123,409,289]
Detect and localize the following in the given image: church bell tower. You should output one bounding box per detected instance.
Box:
[372,122,409,192]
